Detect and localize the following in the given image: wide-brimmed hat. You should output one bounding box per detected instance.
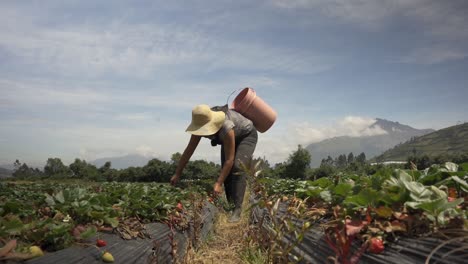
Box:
[185,104,226,136]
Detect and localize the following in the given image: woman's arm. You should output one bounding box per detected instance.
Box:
[171,135,201,185]
[214,130,235,193]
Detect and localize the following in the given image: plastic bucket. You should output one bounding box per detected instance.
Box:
[231,87,277,133]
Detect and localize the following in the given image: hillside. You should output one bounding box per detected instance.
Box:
[0,167,13,178]
[91,154,153,170]
[306,118,434,167]
[374,122,468,161]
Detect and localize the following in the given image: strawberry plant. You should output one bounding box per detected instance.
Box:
[0,181,205,253]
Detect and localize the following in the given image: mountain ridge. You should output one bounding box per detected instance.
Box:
[306,118,435,167]
[374,122,468,161]
[90,154,155,170]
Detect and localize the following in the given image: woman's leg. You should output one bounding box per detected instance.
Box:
[230,130,257,220]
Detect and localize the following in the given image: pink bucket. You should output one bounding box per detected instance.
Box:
[231,87,277,133]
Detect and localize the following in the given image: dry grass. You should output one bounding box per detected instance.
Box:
[185,211,250,264]
[184,188,254,264]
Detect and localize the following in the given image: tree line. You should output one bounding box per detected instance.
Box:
[10,146,368,182]
[406,153,468,170]
[11,153,220,182]
[11,147,466,182]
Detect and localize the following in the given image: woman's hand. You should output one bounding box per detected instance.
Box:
[213,182,223,194]
[170,174,180,186]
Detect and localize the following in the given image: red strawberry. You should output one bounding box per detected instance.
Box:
[96,239,107,247]
[368,237,384,254]
[176,202,183,211]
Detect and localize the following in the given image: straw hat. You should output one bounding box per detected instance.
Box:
[185,104,226,136]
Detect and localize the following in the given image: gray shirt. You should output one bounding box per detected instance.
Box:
[217,109,254,144]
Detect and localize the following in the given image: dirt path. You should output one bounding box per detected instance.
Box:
[186,211,250,264]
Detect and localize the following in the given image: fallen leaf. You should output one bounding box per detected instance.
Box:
[345,219,368,236]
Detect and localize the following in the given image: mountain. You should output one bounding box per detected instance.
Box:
[306,118,435,167]
[0,167,13,178]
[374,122,468,162]
[90,154,153,170]
[0,163,15,171]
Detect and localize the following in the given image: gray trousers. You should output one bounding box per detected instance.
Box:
[221,129,258,210]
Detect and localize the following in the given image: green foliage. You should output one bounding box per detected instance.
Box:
[282,145,311,180]
[344,188,380,208]
[262,162,467,229]
[312,164,336,179]
[44,158,71,177]
[0,181,197,251]
[143,158,171,182]
[183,160,219,180]
[69,159,101,180]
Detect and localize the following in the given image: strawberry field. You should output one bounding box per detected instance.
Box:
[0,181,213,262]
[246,162,468,263]
[1,162,467,263]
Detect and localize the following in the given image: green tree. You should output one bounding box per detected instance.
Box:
[99,161,112,173]
[143,158,170,182]
[118,167,145,182]
[12,162,39,178]
[184,160,218,180]
[356,152,366,164]
[44,158,70,177]
[271,162,286,178]
[313,164,336,179]
[253,156,273,177]
[171,152,182,164]
[283,145,311,179]
[69,158,100,180]
[336,154,347,168]
[347,152,355,164]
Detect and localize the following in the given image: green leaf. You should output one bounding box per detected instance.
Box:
[344,188,380,208]
[407,198,463,215]
[374,206,393,218]
[397,170,413,183]
[2,201,22,214]
[45,193,56,206]
[333,183,353,197]
[311,178,333,188]
[79,226,97,240]
[54,191,65,204]
[104,217,119,228]
[320,190,332,203]
[437,176,468,192]
[0,217,24,235]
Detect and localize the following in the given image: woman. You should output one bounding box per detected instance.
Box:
[170,104,257,222]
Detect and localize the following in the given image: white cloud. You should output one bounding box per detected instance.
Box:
[0,7,335,78]
[135,145,159,158]
[252,116,387,164]
[292,116,386,143]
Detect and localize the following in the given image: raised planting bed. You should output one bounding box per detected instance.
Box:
[247,163,467,263]
[23,202,218,264]
[0,181,218,263]
[250,200,467,263]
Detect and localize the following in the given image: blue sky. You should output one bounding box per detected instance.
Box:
[1,0,467,167]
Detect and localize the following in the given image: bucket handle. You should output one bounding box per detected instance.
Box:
[226,87,246,106]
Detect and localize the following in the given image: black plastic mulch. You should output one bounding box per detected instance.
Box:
[22,202,218,264]
[250,201,467,264]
